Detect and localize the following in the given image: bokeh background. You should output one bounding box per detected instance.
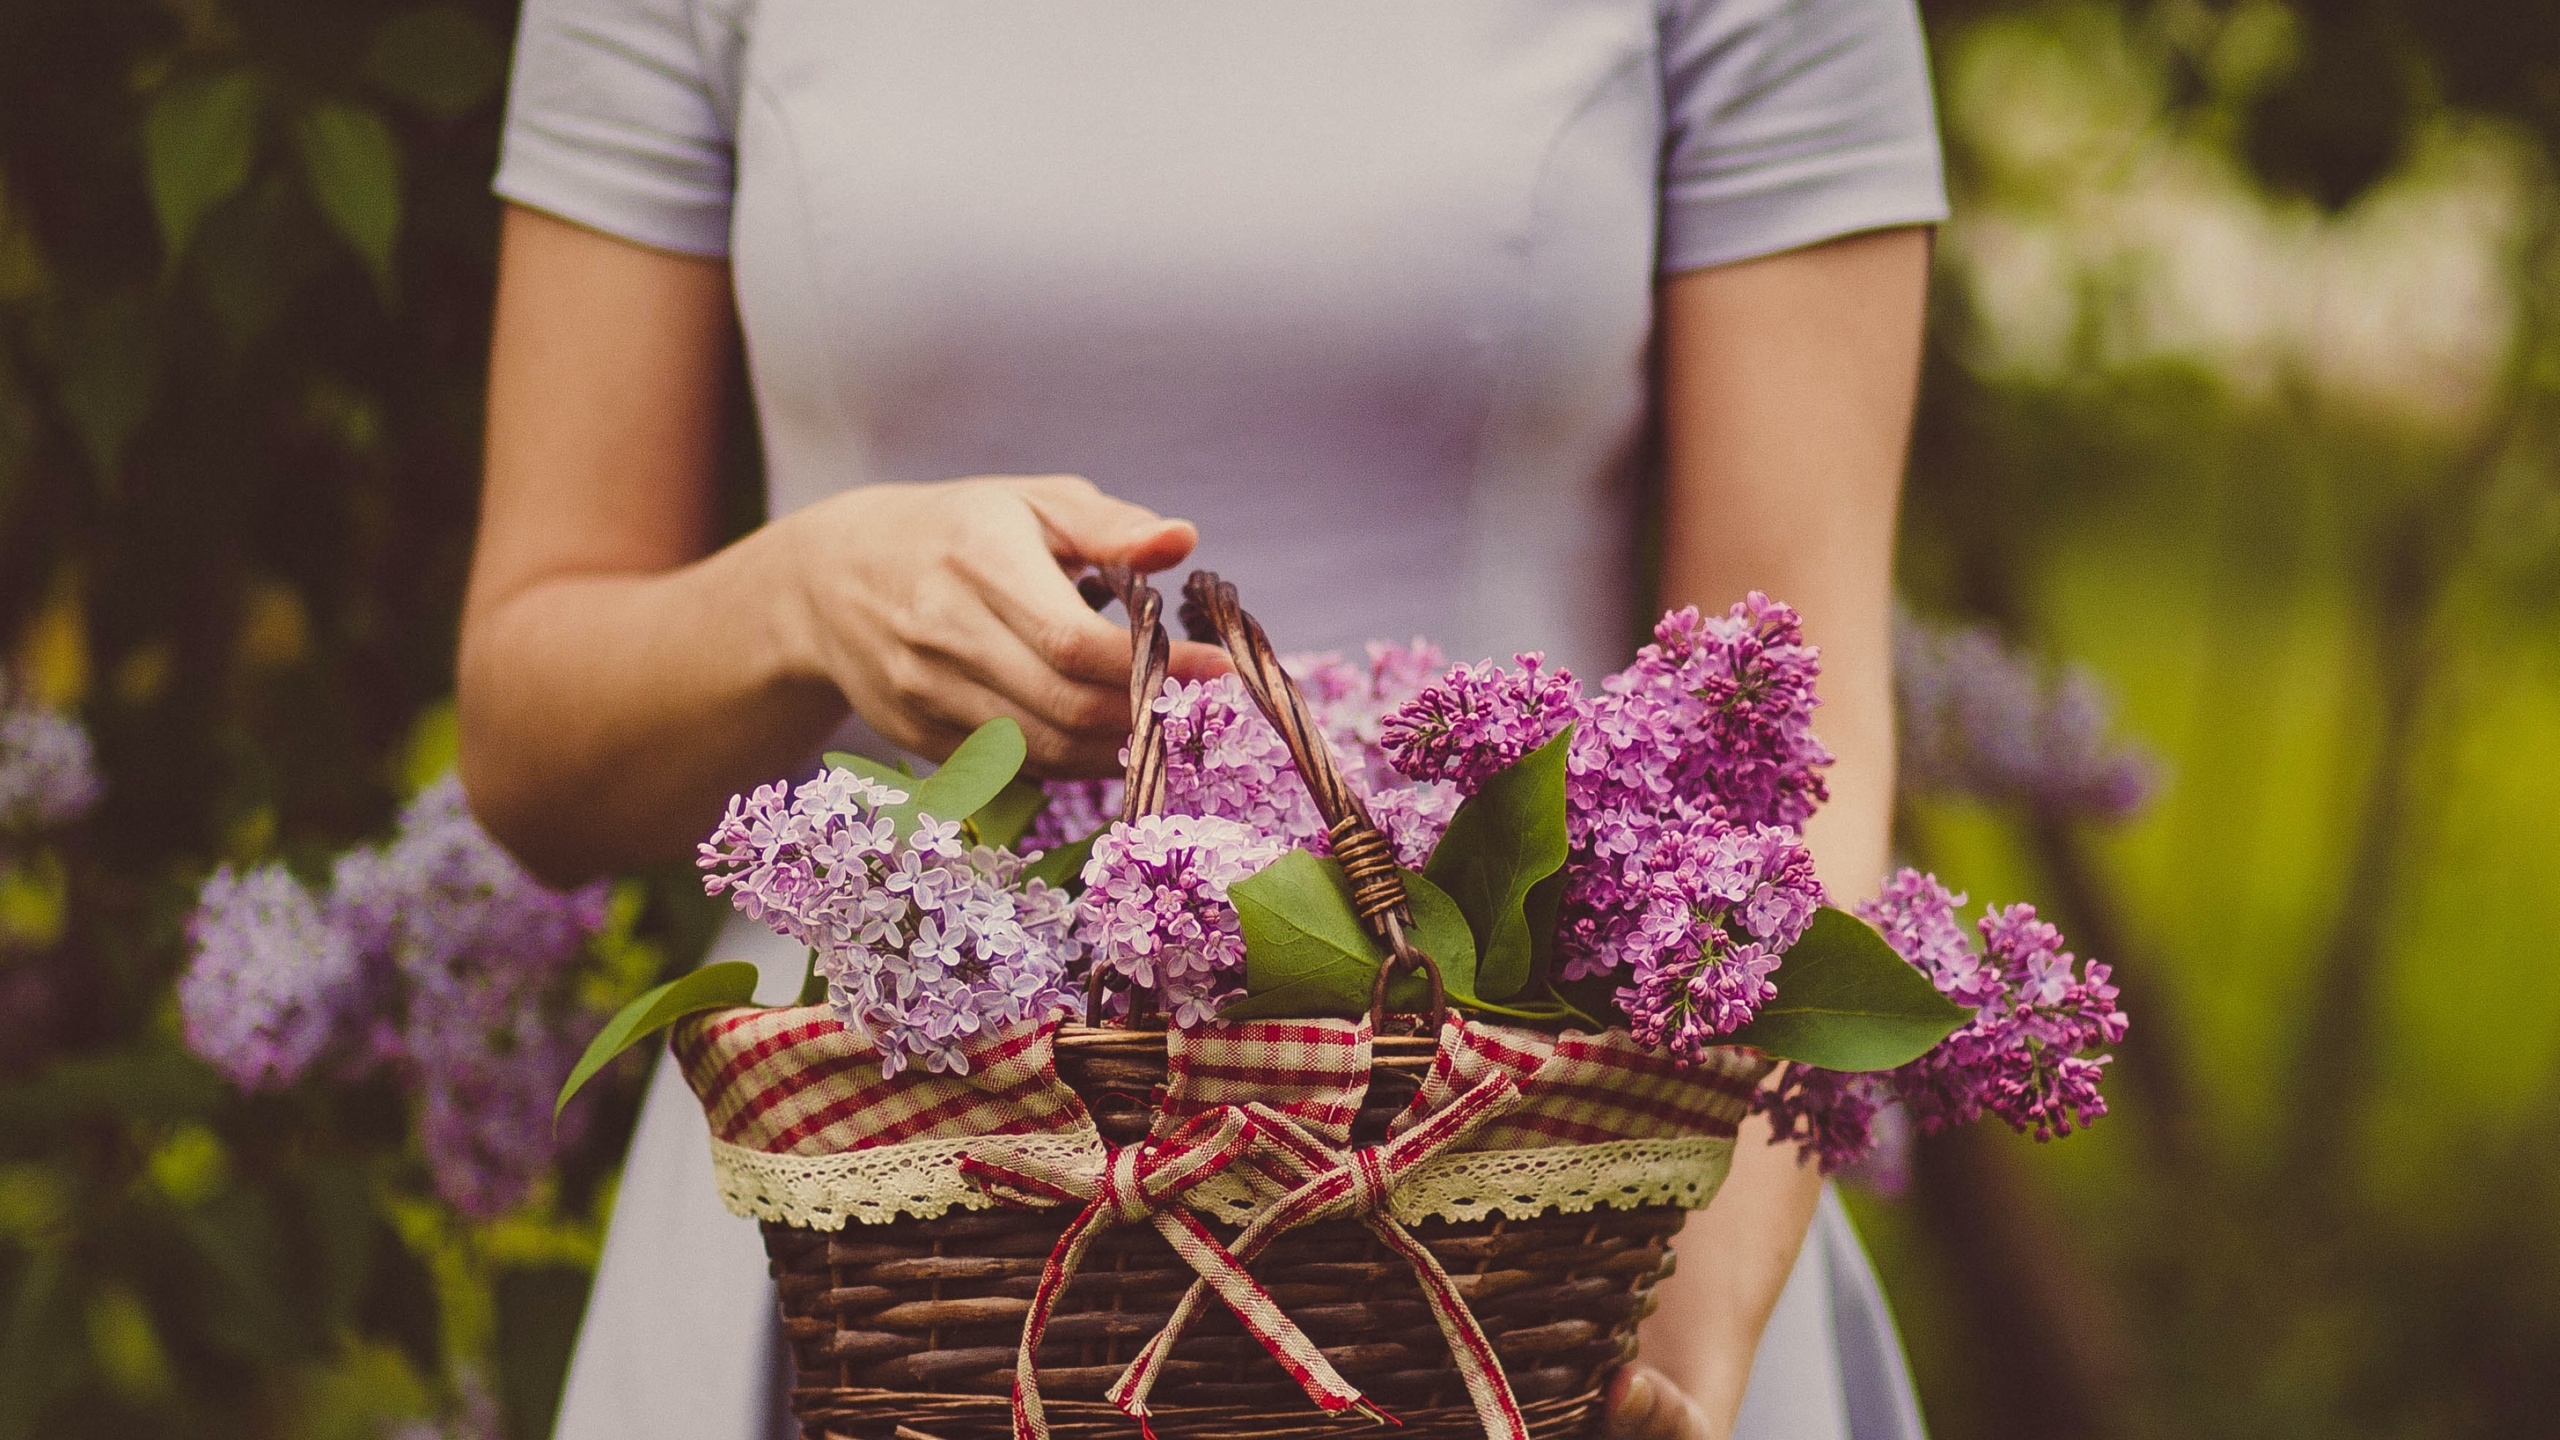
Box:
[2,0,2555,1436]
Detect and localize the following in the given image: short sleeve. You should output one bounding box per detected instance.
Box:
[493,0,747,257]
[1657,0,1949,274]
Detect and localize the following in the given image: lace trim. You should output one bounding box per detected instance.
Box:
[710,1131,1106,1230]
[710,1134,1734,1230]
[1383,1137,1736,1223]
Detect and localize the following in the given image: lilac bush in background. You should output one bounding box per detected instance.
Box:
[1895,611,2159,820]
[178,777,611,1219]
[0,681,102,834]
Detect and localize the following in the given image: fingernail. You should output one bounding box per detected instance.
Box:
[1620,1369,1655,1421]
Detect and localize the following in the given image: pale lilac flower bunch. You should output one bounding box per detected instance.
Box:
[179,777,612,1219]
[1896,613,2159,821]
[1756,869,2126,1171]
[0,684,103,832]
[1148,668,1461,869]
[698,768,1080,1075]
[1075,813,1288,1026]
[1152,675,1329,846]
[180,864,367,1091]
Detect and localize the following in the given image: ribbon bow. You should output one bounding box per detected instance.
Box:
[959,1111,1380,1440]
[1106,1073,1533,1440]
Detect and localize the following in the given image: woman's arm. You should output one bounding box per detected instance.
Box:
[460,206,1219,885]
[1609,224,1930,1440]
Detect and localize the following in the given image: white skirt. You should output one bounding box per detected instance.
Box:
[551,928,1927,1440]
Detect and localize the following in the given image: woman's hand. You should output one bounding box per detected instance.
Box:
[778,474,1230,775]
[1604,1366,1722,1440]
[463,209,1239,881]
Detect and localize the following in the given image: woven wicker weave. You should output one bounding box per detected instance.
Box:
[768,1030,1684,1440]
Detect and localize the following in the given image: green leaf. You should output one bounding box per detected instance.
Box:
[1423,727,1572,1002]
[556,961,761,1117]
[1522,869,1566,993]
[795,953,830,1007]
[1022,831,1098,893]
[969,776,1049,850]
[1721,907,1969,1071]
[293,102,402,302]
[1220,851,1478,1019]
[363,6,506,119]
[912,717,1027,826]
[144,70,263,275]
[822,751,915,789]
[51,288,159,486]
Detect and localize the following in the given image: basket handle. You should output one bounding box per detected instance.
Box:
[1178,570,1446,1031]
[1076,566,1446,1031]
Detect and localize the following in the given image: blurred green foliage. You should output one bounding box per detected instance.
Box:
[0,0,2553,1437]
[0,4,720,1437]
[1873,2,2560,1436]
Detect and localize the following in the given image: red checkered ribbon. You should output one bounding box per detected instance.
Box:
[959,1108,1377,1440]
[674,1009,1085,1153]
[1151,1017,1371,1145]
[1108,1032,1535,1440]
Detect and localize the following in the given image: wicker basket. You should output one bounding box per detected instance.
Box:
[698,570,1751,1440]
[767,1031,1689,1440]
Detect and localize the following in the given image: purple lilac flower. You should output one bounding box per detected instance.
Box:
[180,864,367,1091]
[1150,676,1328,846]
[1602,819,1824,1060]
[176,775,610,1217]
[1362,780,1462,870]
[1756,870,2126,1171]
[1896,613,2160,821]
[699,767,1081,1075]
[1286,639,1450,789]
[1074,813,1287,1027]
[1023,778,1123,854]
[0,692,103,832]
[1575,595,1831,836]
[344,778,609,1218]
[1900,893,2126,1141]
[1379,653,1583,798]
[1758,1067,1895,1177]
[408,993,593,1220]
[1836,1098,1913,1197]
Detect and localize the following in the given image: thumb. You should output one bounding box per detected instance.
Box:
[1016,476,1198,574]
[1603,1366,1703,1440]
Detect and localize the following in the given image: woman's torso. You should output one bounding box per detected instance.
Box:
[733,0,1664,675]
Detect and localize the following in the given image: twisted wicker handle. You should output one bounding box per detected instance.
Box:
[1179,570,1445,1030]
[1079,566,1172,824]
[1079,566,1447,1029]
[1076,566,1177,1025]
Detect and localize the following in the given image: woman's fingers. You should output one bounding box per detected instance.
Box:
[1601,1367,1716,1440]
[976,482,1238,685]
[885,661,1124,777]
[950,483,1153,688]
[1015,474,1198,574]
